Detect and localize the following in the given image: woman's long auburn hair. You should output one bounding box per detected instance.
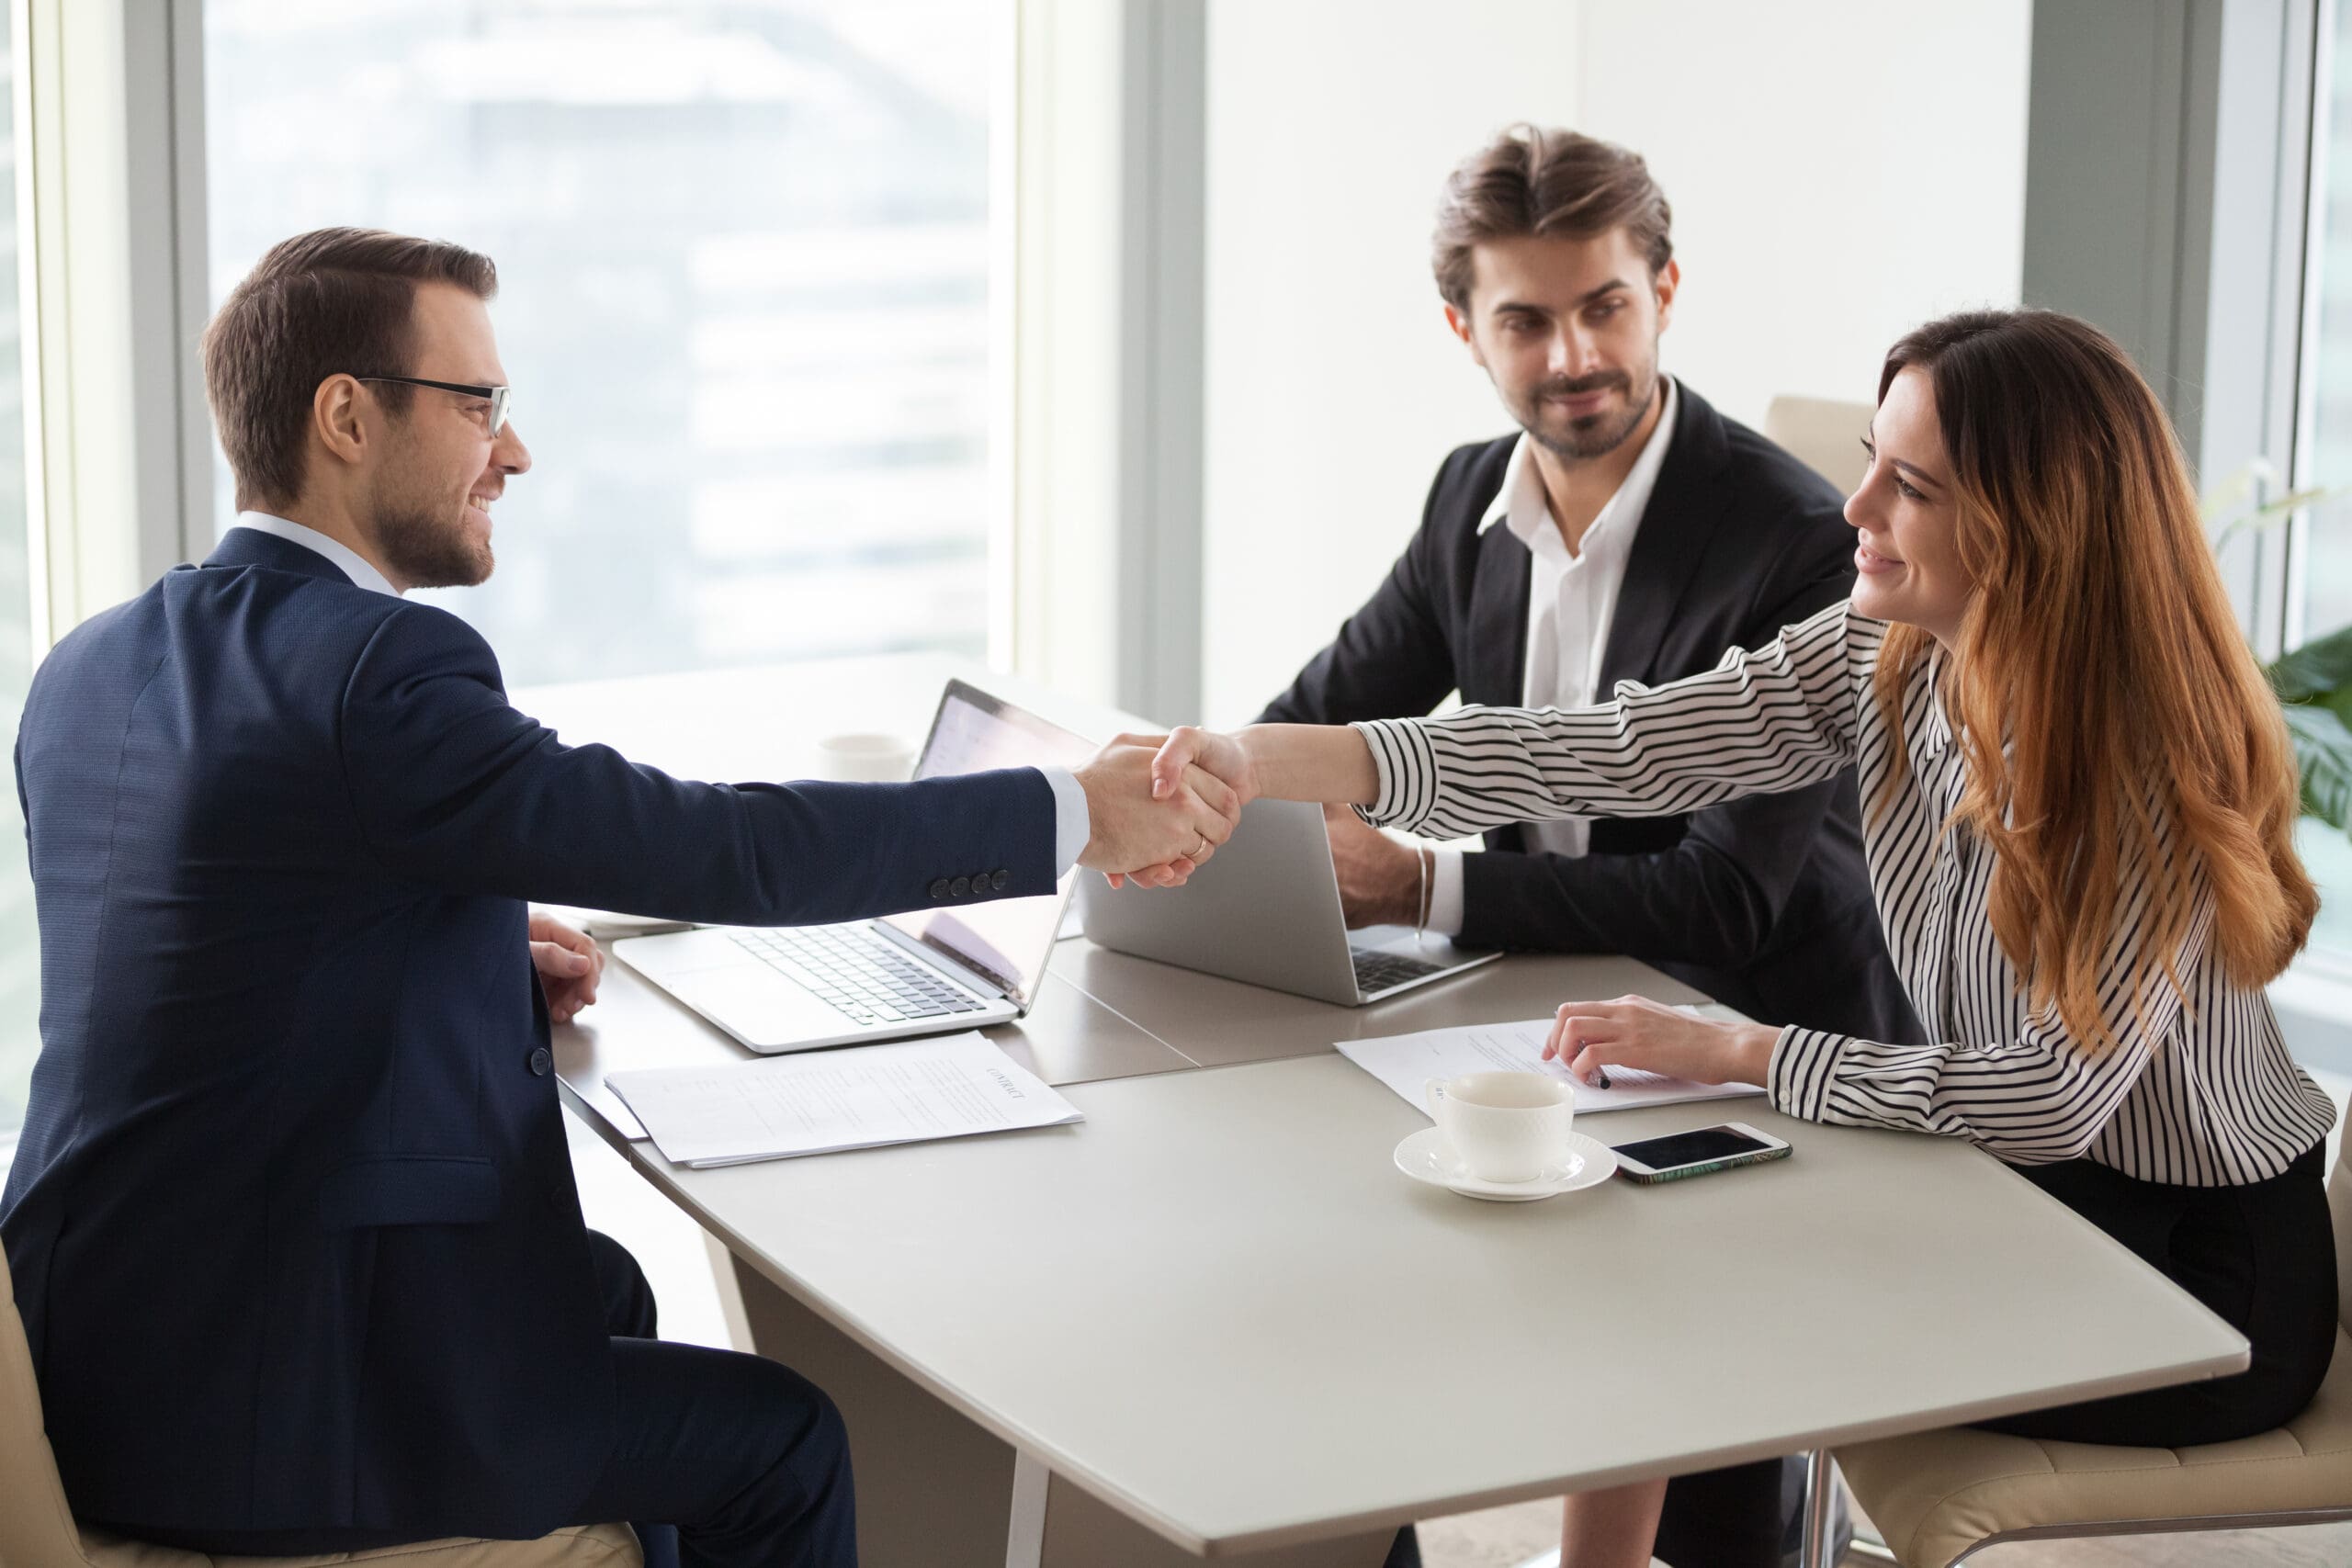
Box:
[1871,310,2315,1051]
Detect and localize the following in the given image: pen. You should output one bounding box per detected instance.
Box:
[1592,1067,1612,1089]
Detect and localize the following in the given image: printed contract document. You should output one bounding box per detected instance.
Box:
[607,1032,1083,1168]
[1339,1009,1764,1116]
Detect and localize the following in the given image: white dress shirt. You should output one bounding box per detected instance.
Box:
[225,513,1094,874]
[232,510,401,597]
[1425,378,1679,932]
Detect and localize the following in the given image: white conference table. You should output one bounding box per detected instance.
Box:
[528,654,2249,1567]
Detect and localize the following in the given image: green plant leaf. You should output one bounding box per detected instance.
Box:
[2210,487,2335,555]
[2283,704,2352,831]
[2267,620,2352,704]
[2199,459,2276,525]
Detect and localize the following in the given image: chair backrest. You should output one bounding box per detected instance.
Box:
[2330,1114,2352,1336]
[0,1243,106,1566]
[1762,394,1873,498]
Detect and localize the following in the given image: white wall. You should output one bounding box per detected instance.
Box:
[1575,0,2032,430]
[1196,0,2031,723]
[1198,0,1583,723]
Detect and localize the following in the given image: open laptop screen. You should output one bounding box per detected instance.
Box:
[881,679,1094,1009]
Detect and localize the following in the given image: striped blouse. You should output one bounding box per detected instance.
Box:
[1354,600,2336,1186]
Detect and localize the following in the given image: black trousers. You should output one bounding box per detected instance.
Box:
[1390,1139,2341,1568]
[1977,1138,2339,1443]
[116,1231,857,1568]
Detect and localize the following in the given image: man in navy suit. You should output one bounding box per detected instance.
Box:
[1,228,1235,1568]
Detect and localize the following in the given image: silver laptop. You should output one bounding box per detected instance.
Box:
[616,680,1094,1054]
[1080,798,1498,1004]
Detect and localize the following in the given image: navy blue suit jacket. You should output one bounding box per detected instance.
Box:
[1,527,1058,1538]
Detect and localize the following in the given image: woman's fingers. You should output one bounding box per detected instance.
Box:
[1542,999,1624,1060]
[1566,1040,1628,1087]
[1151,728,1207,801]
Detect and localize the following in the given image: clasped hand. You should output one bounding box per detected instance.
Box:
[1074,735,1245,887]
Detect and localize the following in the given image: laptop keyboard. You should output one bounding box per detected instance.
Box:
[729,925,991,1025]
[1351,948,1447,994]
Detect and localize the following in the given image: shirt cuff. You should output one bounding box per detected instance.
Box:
[1425,847,1467,936]
[1039,765,1089,877]
[1768,1024,1845,1121]
[1351,717,1439,831]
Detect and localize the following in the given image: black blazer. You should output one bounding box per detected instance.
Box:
[1259,383,1918,1043]
[3,527,1058,1540]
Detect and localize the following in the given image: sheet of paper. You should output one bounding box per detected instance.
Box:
[1337,1008,1764,1117]
[607,1032,1083,1168]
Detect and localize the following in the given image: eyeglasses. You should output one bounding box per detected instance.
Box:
[352,375,514,436]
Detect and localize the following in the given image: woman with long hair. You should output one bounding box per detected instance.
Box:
[1147,309,2339,1568]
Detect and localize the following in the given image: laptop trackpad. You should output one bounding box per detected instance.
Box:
[673,966,847,1047]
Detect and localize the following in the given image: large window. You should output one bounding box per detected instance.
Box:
[202,0,999,688]
[0,14,37,1139]
[2298,2,2352,967]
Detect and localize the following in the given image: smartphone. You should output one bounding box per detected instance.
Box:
[1611,1122,1792,1185]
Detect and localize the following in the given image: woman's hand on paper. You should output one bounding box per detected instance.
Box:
[1541,995,1780,1089]
[531,911,605,1025]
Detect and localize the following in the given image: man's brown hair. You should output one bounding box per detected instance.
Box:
[203,226,498,511]
[1431,126,1673,311]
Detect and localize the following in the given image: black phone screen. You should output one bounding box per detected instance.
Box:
[1611,1125,1775,1171]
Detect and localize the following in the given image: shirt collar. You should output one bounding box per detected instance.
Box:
[1916,641,1957,759]
[1480,376,1680,550]
[230,512,401,598]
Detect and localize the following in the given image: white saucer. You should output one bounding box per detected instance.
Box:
[1392,1127,1619,1201]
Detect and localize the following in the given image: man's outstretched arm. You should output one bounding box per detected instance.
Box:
[338,605,1236,923]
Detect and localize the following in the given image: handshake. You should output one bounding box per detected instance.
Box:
[1071,727,1263,888]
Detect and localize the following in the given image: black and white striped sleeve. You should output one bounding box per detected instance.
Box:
[1351,600,1870,840]
[1770,868,2207,1165]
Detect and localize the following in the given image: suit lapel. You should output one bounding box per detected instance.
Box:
[1597,383,1735,693]
[1464,524,1532,706]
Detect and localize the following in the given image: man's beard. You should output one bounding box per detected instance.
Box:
[373,491,492,590]
[1515,359,1660,462]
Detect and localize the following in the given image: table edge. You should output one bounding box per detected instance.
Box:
[560,1084,2250,1556]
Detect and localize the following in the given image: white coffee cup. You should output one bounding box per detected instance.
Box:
[814,732,915,783]
[1424,1071,1576,1184]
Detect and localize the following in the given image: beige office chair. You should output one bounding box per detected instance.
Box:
[1762,395,1873,497]
[0,1247,641,1568]
[1837,1115,2352,1566]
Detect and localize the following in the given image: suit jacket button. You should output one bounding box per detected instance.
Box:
[929,878,950,899]
[951,875,971,897]
[991,869,1010,891]
[528,1046,552,1077]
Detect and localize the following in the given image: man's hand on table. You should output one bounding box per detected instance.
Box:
[1323,804,1426,928]
[531,911,605,1025]
[1077,736,1241,889]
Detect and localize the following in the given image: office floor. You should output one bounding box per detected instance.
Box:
[568,1066,2352,1568]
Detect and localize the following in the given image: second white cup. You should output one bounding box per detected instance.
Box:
[813,731,915,783]
[1425,1070,1576,1184]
